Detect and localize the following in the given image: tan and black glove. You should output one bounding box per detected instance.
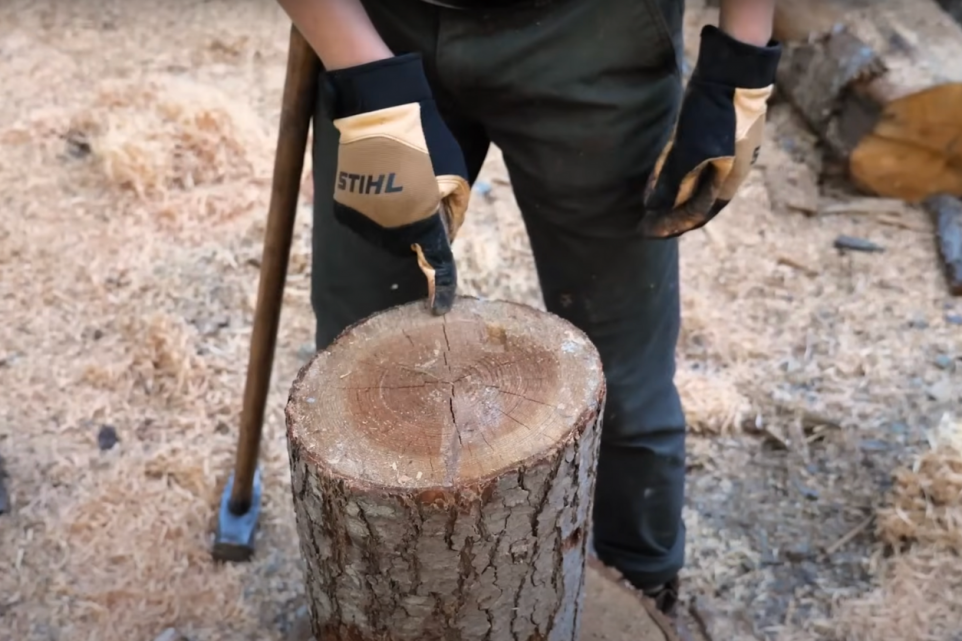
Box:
[641,26,781,238]
[324,53,471,315]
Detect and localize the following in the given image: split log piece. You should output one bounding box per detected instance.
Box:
[922,194,962,295]
[774,0,962,202]
[286,297,607,641]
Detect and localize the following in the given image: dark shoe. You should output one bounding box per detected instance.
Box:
[644,576,681,618]
[643,577,696,641]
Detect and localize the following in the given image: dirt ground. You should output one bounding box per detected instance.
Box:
[2,1,961,640]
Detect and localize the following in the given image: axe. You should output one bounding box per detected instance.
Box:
[212,24,320,562]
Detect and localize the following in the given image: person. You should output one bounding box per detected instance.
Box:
[277,0,780,630]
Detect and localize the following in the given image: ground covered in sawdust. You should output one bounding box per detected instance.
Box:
[1,2,961,640]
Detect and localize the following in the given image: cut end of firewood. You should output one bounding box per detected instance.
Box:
[286,296,605,492]
[851,83,962,202]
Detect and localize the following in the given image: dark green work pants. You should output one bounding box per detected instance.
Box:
[310,0,688,590]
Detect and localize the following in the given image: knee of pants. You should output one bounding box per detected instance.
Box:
[600,359,687,458]
[585,304,686,456]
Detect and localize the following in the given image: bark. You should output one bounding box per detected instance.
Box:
[922,194,962,295]
[284,558,682,641]
[773,0,962,202]
[286,297,607,641]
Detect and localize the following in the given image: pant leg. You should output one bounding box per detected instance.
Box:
[525,217,686,590]
[311,0,490,349]
[437,0,688,588]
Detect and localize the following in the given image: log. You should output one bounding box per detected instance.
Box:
[922,194,962,295]
[286,297,607,641]
[774,0,962,202]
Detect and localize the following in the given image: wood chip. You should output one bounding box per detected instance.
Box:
[820,198,908,216]
[834,235,885,253]
[825,514,875,555]
[875,215,929,233]
[777,255,820,277]
[153,629,188,641]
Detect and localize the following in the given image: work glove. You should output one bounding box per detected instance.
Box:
[325,53,471,315]
[640,25,781,238]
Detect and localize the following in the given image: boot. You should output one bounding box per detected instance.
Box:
[642,577,694,641]
[644,576,681,618]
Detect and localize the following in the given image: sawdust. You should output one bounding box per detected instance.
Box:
[878,412,962,552]
[7,73,272,236]
[48,449,257,640]
[770,413,962,641]
[2,1,962,641]
[677,370,754,436]
[831,551,962,641]
[74,75,270,227]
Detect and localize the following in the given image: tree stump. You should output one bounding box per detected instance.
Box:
[286,297,606,641]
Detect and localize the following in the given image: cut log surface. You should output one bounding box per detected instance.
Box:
[286,297,606,641]
[774,0,962,201]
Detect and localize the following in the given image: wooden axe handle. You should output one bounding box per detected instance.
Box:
[229,25,321,512]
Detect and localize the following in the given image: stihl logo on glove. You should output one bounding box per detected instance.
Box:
[323,53,471,315]
[336,172,404,195]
